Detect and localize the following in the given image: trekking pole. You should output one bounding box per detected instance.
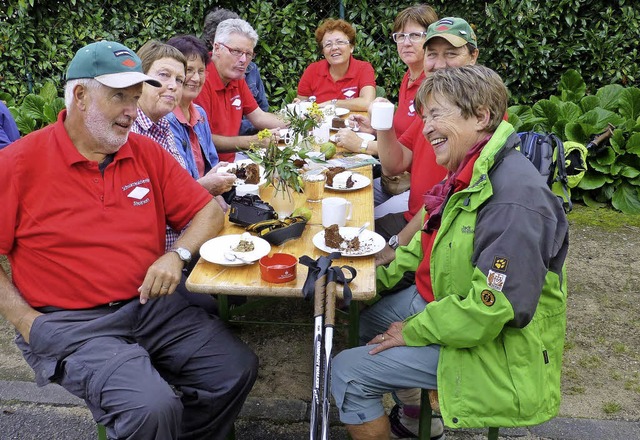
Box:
[320,269,337,440]
[310,273,326,440]
[586,123,615,153]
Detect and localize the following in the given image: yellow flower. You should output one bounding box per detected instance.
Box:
[257,129,272,141]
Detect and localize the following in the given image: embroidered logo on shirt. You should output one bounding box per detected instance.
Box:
[408,102,415,115]
[492,256,508,272]
[487,270,506,291]
[461,225,474,234]
[127,187,150,200]
[481,290,496,306]
[231,95,242,110]
[342,88,357,99]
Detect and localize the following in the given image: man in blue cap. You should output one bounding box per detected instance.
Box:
[0,41,257,440]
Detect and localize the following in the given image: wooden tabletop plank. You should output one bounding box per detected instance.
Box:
[186,164,376,301]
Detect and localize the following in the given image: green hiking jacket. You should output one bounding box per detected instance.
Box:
[377,122,569,428]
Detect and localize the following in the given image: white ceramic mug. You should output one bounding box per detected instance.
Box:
[312,121,331,143]
[321,197,352,227]
[236,183,260,197]
[370,101,395,130]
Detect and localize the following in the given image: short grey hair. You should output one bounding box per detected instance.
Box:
[64,78,101,109]
[202,7,240,47]
[415,65,508,133]
[214,18,258,48]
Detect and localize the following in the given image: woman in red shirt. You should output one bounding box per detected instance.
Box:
[296,18,376,112]
[334,5,438,155]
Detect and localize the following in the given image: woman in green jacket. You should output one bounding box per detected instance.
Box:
[331,65,569,439]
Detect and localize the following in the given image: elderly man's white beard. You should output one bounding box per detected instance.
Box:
[84,102,132,153]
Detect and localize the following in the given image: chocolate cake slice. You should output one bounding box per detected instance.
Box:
[324,224,343,249]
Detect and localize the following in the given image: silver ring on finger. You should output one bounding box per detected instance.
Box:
[381,333,386,341]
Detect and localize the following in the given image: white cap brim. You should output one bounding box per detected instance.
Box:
[95,72,161,88]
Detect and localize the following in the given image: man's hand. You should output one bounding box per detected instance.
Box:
[137,252,184,304]
[199,170,236,195]
[367,321,406,355]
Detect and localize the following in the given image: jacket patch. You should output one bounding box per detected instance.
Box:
[487,270,506,291]
[481,290,495,306]
[492,256,508,272]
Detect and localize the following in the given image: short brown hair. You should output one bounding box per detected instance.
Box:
[415,65,508,132]
[393,4,438,33]
[136,40,187,75]
[315,19,356,47]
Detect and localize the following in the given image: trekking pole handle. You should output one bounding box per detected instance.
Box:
[586,123,615,152]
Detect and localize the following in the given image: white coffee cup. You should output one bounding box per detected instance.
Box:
[322,197,352,227]
[370,101,395,130]
[286,103,301,116]
[312,121,331,143]
[236,184,260,197]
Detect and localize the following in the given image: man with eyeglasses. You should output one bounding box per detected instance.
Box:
[195,18,285,163]
[202,7,270,137]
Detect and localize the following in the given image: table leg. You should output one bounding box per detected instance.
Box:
[348,301,360,347]
[218,294,230,322]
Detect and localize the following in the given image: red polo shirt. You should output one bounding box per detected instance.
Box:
[195,62,259,162]
[0,111,213,309]
[398,117,448,222]
[297,56,376,104]
[393,70,424,136]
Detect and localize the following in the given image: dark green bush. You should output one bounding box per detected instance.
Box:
[2,0,638,108]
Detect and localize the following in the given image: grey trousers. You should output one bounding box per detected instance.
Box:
[17,293,258,440]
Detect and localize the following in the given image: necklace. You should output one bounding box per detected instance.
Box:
[408,72,421,82]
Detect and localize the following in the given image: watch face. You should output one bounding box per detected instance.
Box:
[174,248,191,262]
[388,235,399,249]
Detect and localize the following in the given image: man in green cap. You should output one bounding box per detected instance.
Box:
[0,40,257,439]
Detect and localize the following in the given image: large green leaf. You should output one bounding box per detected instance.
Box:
[611,183,640,214]
[577,108,625,131]
[39,81,59,103]
[532,100,558,128]
[595,84,624,112]
[618,88,640,121]
[579,95,600,113]
[557,101,582,123]
[581,193,607,208]
[558,69,586,103]
[626,132,640,156]
[578,171,607,190]
[21,95,46,121]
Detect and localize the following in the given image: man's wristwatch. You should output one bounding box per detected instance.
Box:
[360,139,370,154]
[388,235,400,250]
[170,247,192,265]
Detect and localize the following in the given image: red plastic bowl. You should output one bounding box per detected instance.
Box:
[259,253,297,283]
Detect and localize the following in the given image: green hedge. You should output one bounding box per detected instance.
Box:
[1,0,638,107]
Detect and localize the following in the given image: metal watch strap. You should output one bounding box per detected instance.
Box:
[388,235,399,250]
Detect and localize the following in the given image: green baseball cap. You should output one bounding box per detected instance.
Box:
[66,41,161,88]
[425,17,477,48]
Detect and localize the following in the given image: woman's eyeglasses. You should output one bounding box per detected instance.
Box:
[392,32,427,44]
[322,40,351,50]
[219,42,254,60]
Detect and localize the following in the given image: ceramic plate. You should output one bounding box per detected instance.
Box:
[200,234,271,266]
[356,132,375,141]
[218,159,267,186]
[312,227,385,257]
[334,107,350,116]
[325,173,371,191]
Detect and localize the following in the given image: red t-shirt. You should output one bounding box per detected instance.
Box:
[398,117,448,222]
[393,70,424,137]
[195,62,259,163]
[297,56,376,104]
[0,111,213,309]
